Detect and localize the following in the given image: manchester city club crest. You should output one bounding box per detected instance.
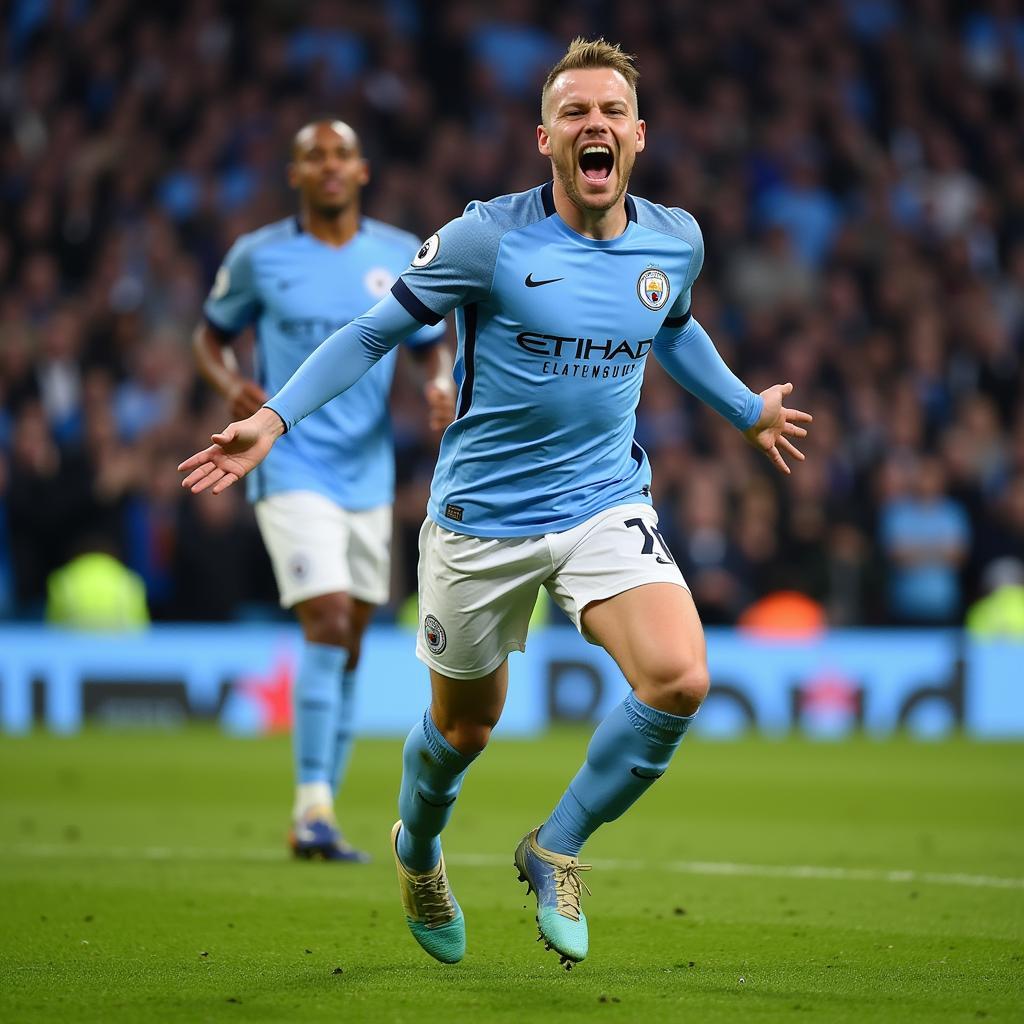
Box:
[637,267,670,310]
[423,614,447,655]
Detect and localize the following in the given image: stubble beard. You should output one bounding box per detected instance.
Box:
[554,150,633,215]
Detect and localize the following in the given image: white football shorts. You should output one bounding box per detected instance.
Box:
[254,490,392,609]
[415,502,689,679]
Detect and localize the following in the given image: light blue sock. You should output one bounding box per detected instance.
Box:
[330,668,358,797]
[293,641,347,785]
[537,692,695,857]
[397,709,478,872]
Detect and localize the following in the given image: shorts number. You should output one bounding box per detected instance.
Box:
[624,518,676,565]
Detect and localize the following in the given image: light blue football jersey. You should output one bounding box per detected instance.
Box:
[204,216,444,509]
[388,183,759,536]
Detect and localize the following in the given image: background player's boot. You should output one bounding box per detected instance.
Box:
[514,827,592,967]
[289,805,370,863]
[391,821,465,963]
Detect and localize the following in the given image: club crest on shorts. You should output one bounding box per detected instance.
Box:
[637,267,670,310]
[411,233,440,268]
[423,614,447,655]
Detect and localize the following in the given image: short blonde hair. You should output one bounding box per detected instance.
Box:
[541,37,640,122]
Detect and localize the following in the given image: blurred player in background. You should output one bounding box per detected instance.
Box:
[195,120,453,862]
[180,41,810,962]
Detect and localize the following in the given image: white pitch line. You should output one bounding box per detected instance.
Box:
[2,843,1022,892]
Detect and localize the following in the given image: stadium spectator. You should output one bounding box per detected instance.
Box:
[879,456,971,624]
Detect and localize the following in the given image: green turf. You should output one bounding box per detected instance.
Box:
[0,728,1021,1022]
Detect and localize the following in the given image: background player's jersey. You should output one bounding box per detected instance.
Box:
[391,183,706,537]
[204,216,444,509]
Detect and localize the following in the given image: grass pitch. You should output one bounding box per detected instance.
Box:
[0,728,1021,1023]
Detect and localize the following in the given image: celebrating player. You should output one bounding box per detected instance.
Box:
[180,42,811,963]
[194,120,453,862]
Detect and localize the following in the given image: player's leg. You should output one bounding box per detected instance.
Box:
[516,504,701,964]
[327,597,374,799]
[253,491,364,861]
[292,589,351,815]
[539,581,705,855]
[391,664,507,964]
[397,663,508,871]
[329,503,392,798]
[393,517,543,963]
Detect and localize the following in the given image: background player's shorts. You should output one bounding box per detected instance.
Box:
[254,490,392,609]
[415,503,689,679]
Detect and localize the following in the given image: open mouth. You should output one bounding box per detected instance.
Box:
[578,144,614,184]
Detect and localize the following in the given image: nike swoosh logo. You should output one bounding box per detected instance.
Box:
[525,273,564,288]
[630,766,664,780]
[417,791,457,808]
[277,279,301,290]
[655,557,673,565]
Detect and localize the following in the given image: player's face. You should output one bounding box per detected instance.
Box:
[288,121,369,215]
[538,68,645,214]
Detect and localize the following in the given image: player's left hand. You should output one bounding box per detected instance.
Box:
[424,379,456,433]
[742,382,812,475]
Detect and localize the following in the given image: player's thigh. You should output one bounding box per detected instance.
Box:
[415,518,548,680]
[428,663,509,755]
[548,503,707,713]
[581,582,708,714]
[345,503,392,607]
[254,490,352,609]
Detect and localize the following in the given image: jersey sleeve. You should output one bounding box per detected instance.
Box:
[203,238,261,336]
[661,214,704,329]
[390,203,504,325]
[653,316,763,431]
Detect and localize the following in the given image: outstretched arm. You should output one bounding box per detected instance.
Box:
[653,316,811,474]
[179,293,422,494]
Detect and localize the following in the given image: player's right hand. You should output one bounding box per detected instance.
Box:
[178,408,286,495]
[227,379,269,420]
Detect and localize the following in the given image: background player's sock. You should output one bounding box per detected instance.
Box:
[292,641,347,818]
[396,709,478,872]
[294,780,333,820]
[330,667,358,797]
[537,692,695,857]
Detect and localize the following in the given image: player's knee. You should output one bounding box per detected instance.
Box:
[297,595,352,649]
[437,717,497,757]
[638,654,709,717]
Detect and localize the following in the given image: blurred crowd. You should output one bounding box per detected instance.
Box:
[1,0,1022,626]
